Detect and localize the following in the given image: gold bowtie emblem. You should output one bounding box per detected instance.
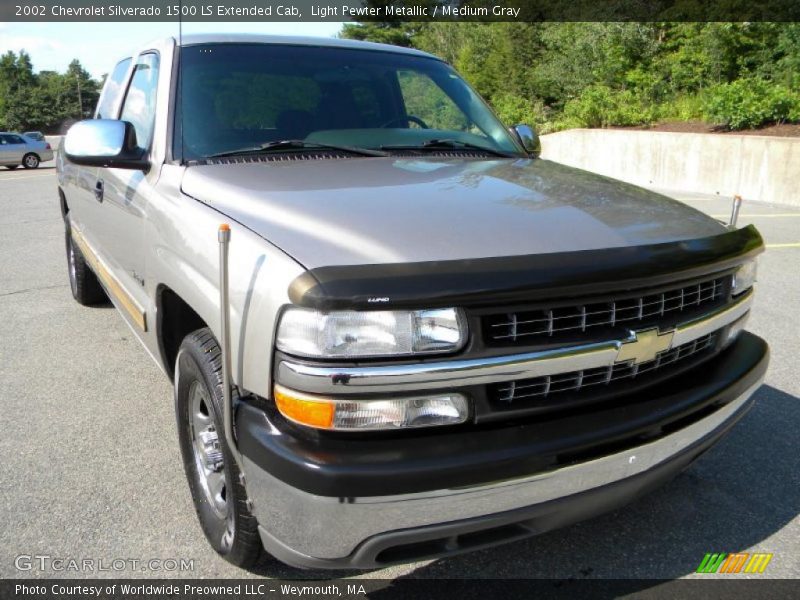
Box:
[616,328,676,365]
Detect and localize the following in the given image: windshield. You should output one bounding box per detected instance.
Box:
[173,43,523,161]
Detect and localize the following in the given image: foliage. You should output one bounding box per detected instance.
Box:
[703,78,800,130]
[491,93,551,132]
[341,22,800,132]
[0,51,99,132]
[559,85,656,128]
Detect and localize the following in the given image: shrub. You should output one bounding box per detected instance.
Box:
[703,78,800,130]
[655,94,705,122]
[558,84,655,128]
[491,93,553,132]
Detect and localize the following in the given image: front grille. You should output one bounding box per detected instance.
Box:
[491,331,718,404]
[485,275,729,346]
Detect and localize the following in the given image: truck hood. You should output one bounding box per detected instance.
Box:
[181,157,726,269]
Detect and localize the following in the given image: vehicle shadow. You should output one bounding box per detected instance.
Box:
[247,384,799,582]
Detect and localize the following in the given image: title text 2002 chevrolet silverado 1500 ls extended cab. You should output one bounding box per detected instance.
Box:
[57,34,768,570]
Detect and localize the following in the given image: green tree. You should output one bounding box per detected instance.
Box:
[0,51,100,131]
[335,21,800,132]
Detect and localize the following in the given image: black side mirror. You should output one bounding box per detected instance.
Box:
[511,124,541,158]
[64,120,149,171]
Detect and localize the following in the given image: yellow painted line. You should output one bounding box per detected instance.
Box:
[710,213,800,218]
[71,227,148,331]
[0,172,55,182]
[766,243,800,248]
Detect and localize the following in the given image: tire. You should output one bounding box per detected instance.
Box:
[175,328,263,568]
[65,223,106,305]
[22,153,40,169]
[6,165,19,170]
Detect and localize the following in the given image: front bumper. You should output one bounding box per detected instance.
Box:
[238,332,768,569]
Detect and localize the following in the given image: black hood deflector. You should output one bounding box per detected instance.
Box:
[288,225,764,310]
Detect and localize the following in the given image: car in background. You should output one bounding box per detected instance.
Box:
[0,132,53,169]
[23,131,46,142]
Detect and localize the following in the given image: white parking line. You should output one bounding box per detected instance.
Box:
[766,243,800,248]
[710,213,800,218]
[0,172,55,182]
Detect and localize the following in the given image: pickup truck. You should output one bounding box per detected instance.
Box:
[57,34,768,570]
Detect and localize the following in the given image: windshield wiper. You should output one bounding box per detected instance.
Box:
[209,139,388,158]
[380,138,515,158]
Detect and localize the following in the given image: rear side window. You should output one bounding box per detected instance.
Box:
[119,53,160,151]
[95,58,131,119]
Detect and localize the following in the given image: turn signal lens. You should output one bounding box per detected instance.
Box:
[733,260,757,295]
[273,385,469,431]
[274,386,335,429]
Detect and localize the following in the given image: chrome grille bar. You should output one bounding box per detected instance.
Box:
[495,332,716,403]
[276,290,753,396]
[488,275,727,342]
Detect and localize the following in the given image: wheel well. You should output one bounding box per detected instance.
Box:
[58,188,68,220]
[157,286,207,380]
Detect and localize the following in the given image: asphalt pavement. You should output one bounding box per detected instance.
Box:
[0,162,797,581]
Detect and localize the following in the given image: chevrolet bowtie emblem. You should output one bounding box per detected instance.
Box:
[616,328,676,365]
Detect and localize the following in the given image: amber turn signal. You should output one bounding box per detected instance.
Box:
[274,385,335,429]
[273,384,468,431]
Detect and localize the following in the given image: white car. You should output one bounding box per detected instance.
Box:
[0,132,54,169]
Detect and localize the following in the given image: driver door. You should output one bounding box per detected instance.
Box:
[92,51,160,333]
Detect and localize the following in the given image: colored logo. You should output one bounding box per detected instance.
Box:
[696,552,773,574]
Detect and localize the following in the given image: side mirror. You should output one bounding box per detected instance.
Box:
[63,120,149,171]
[511,124,541,158]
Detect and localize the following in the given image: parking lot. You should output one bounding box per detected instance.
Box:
[0,161,798,581]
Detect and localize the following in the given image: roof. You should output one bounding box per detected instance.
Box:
[172,33,439,60]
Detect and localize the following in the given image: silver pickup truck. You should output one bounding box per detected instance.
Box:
[57,34,768,570]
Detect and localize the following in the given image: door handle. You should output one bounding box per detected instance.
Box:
[94,179,104,202]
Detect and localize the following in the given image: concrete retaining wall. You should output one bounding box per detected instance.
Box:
[540,128,800,207]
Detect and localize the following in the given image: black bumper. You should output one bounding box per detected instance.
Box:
[236,332,769,499]
[259,388,757,570]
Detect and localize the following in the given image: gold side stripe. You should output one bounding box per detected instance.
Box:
[71,227,147,331]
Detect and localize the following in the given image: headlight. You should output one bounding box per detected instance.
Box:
[276,307,467,358]
[274,385,469,430]
[732,260,757,295]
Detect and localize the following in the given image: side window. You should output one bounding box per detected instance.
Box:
[0,135,8,145]
[7,135,25,144]
[397,70,470,131]
[95,58,132,119]
[119,53,160,151]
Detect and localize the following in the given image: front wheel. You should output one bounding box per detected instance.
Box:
[175,328,263,568]
[22,153,40,169]
[65,223,106,305]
